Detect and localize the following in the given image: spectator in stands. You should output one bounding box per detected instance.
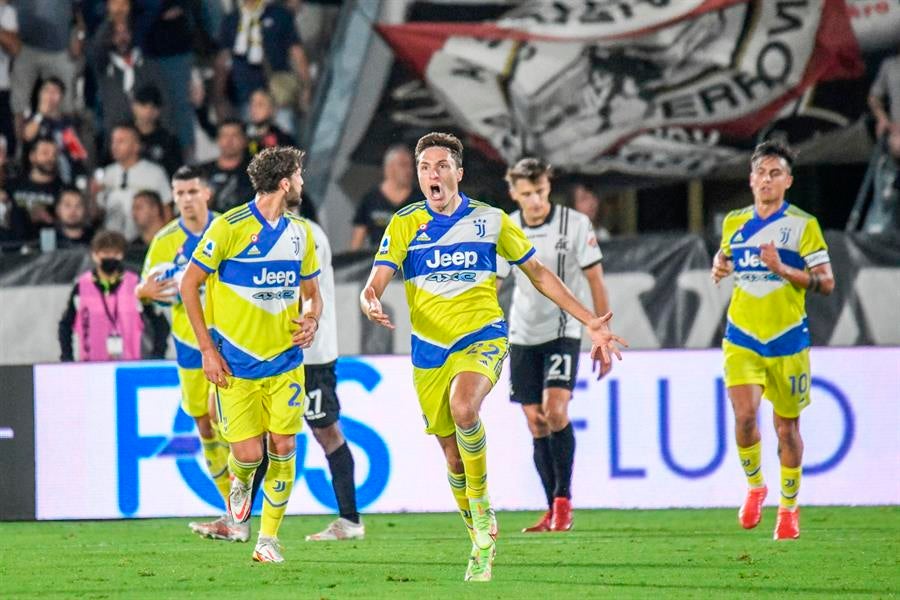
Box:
[88,12,168,148]
[869,47,900,161]
[0,1,19,157]
[572,182,611,241]
[95,123,170,241]
[58,229,169,362]
[199,118,253,212]
[142,0,208,155]
[54,186,93,249]
[129,188,166,253]
[246,88,295,157]
[21,77,89,184]
[8,137,63,234]
[131,84,182,177]
[350,144,416,250]
[213,0,312,133]
[11,0,83,139]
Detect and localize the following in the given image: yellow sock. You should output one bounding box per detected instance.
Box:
[780,465,802,511]
[737,441,765,488]
[201,431,231,503]
[455,419,488,499]
[227,453,261,485]
[260,450,296,538]
[447,468,473,530]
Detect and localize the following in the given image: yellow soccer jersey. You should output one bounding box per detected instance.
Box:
[191,201,320,379]
[720,202,829,357]
[375,193,535,368]
[141,213,216,369]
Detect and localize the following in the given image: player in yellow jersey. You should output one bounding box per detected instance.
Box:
[181,146,322,563]
[136,166,249,541]
[360,132,626,582]
[712,140,834,540]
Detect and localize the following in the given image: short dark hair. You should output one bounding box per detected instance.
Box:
[750,140,797,172]
[218,118,246,136]
[246,146,305,194]
[30,137,57,153]
[133,189,165,218]
[172,165,208,186]
[133,84,163,107]
[41,76,66,95]
[91,230,127,253]
[505,157,552,187]
[415,132,463,168]
[112,122,141,140]
[59,185,83,200]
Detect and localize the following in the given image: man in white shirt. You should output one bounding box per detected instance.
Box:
[97,123,171,240]
[497,158,612,533]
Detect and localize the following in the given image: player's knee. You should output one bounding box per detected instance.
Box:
[312,424,345,454]
[449,397,477,429]
[232,442,263,464]
[544,405,569,431]
[734,414,757,439]
[774,418,801,445]
[268,433,297,456]
[194,415,214,439]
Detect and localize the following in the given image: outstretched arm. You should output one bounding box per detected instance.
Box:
[517,255,626,372]
[359,264,396,329]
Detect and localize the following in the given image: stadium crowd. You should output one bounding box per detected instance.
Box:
[0,0,338,255]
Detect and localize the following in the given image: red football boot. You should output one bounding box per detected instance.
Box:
[739,486,768,529]
[522,510,552,533]
[773,507,800,540]
[550,497,573,531]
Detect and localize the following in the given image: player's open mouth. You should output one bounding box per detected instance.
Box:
[429,185,442,199]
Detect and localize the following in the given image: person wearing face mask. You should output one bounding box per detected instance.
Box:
[58,229,168,362]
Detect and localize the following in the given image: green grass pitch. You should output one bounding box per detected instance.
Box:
[2,506,898,598]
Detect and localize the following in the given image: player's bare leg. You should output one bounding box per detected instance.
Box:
[773,413,803,540]
[521,404,553,532]
[449,372,497,581]
[543,388,575,531]
[729,384,768,529]
[189,394,250,542]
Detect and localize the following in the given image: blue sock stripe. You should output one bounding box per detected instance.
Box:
[231,457,262,469]
[456,437,487,453]
[456,421,483,437]
[447,474,466,489]
[267,450,296,462]
[262,492,290,508]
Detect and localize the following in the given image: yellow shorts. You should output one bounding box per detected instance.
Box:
[178,366,212,418]
[723,340,811,418]
[215,363,307,443]
[413,337,508,437]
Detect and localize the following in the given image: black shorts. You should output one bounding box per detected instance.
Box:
[304,361,341,428]
[509,338,581,405]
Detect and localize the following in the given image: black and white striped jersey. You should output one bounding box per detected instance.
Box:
[498,203,603,346]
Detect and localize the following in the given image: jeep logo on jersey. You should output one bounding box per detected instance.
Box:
[737,249,766,270]
[252,267,297,286]
[425,249,478,269]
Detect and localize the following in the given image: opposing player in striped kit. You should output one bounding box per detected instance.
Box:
[497,158,612,533]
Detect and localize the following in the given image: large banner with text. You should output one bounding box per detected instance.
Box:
[32,348,899,520]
